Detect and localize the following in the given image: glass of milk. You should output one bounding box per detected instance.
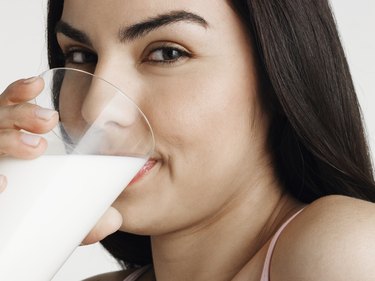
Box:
[0,68,155,281]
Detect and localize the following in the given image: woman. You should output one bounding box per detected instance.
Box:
[1,0,375,280]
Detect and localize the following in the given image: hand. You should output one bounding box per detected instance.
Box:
[0,77,123,245]
[0,76,59,192]
[0,77,58,159]
[81,206,123,245]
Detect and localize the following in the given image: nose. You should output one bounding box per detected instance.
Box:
[80,76,138,129]
[73,74,147,155]
[57,67,153,156]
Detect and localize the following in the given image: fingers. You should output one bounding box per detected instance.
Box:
[0,129,48,159]
[0,175,7,193]
[81,207,123,245]
[0,76,58,133]
[0,77,44,106]
[0,103,58,134]
[0,76,58,159]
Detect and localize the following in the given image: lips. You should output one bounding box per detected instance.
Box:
[129,159,157,185]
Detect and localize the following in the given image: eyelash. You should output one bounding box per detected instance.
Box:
[143,45,192,65]
[61,48,97,65]
[60,45,192,66]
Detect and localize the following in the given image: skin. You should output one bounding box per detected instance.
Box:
[1,0,375,280]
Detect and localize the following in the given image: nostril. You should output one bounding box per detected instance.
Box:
[80,87,139,127]
[74,93,142,155]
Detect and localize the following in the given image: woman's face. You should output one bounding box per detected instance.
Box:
[59,0,269,235]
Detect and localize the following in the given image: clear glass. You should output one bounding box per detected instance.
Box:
[0,68,154,281]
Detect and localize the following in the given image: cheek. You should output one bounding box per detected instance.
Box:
[59,83,88,140]
[142,63,259,152]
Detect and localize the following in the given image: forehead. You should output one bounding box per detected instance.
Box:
[61,0,235,31]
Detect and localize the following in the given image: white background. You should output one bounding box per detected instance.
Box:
[0,1,374,280]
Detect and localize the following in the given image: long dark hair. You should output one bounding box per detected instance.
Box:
[47,0,375,267]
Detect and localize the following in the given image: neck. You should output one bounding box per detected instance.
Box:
[150,181,302,281]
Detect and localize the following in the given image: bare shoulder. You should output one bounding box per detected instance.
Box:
[82,269,134,281]
[272,195,375,281]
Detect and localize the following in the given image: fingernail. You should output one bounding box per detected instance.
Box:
[0,175,7,193]
[35,108,58,121]
[21,133,41,147]
[23,76,39,84]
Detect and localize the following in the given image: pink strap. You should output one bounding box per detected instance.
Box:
[259,208,304,281]
[123,265,151,281]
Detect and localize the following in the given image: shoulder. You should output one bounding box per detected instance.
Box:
[82,269,135,281]
[272,195,375,281]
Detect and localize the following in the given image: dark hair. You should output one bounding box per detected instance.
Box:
[47,0,375,267]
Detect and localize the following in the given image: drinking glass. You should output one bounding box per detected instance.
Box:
[0,68,154,281]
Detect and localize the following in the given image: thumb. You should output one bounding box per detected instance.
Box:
[81,206,123,245]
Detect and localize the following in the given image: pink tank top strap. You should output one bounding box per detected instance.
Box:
[259,208,305,281]
[123,265,152,281]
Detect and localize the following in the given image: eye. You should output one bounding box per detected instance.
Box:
[62,49,97,65]
[144,45,191,64]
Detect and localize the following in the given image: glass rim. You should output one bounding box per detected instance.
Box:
[38,67,155,157]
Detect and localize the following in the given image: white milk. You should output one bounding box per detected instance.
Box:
[0,155,146,281]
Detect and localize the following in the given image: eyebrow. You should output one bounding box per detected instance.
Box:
[119,10,208,42]
[55,10,208,46]
[55,21,93,47]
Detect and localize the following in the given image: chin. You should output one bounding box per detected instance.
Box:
[112,202,163,236]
